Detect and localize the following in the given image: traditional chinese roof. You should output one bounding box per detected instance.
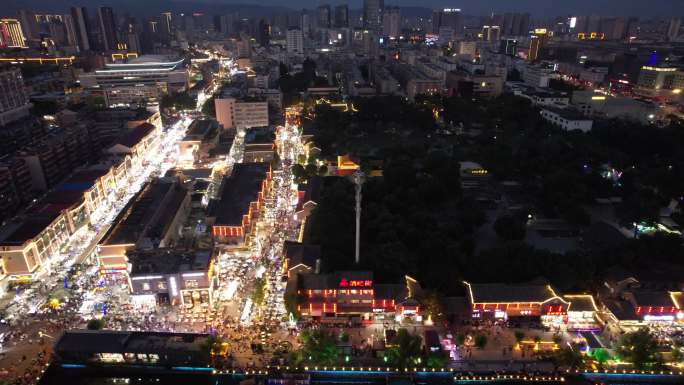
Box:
[565,295,598,313]
[464,281,567,305]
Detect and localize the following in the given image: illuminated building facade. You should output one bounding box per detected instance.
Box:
[79,55,188,106]
[0,168,120,280]
[0,19,27,48]
[214,97,269,131]
[127,249,216,307]
[287,271,422,323]
[209,163,271,245]
[635,66,684,100]
[603,290,684,329]
[464,281,570,327]
[528,29,550,62]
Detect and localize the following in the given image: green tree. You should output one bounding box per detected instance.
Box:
[296,329,339,366]
[385,329,422,368]
[417,290,444,322]
[552,346,586,370]
[284,292,301,319]
[318,164,328,176]
[87,318,105,330]
[202,95,216,117]
[251,277,266,306]
[616,327,662,369]
[200,334,225,364]
[305,163,319,178]
[292,164,306,183]
[426,351,448,368]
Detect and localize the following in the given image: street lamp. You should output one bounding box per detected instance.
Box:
[352,170,365,265]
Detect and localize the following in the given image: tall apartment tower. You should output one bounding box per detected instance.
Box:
[0,68,31,126]
[70,7,92,51]
[382,6,400,39]
[334,5,349,28]
[98,7,118,51]
[363,0,384,31]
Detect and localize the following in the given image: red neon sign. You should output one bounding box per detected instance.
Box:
[339,279,372,287]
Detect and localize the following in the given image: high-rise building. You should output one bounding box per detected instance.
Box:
[363,0,384,31]
[18,10,39,41]
[382,6,400,39]
[70,7,92,51]
[47,19,68,45]
[63,14,79,47]
[500,38,518,56]
[518,13,530,36]
[317,5,331,29]
[125,19,141,53]
[432,8,462,35]
[258,19,270,46]
[490,14,504,28]
[431,10,442,34]
[586,15,601,33]
[0,68,31,126]
[161,12,173,37]
[601,17,626,40]
[217,13,237,37]
[667,18,681,41]
[334,5,349,28]
[286,27,304,55]
[98,7,118,51]
[482,25,500,42]
[503,12,529,36]
[528,30,550,62]
[0,19,27,48]
[300,9,311,37]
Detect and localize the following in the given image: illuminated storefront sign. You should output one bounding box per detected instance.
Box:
[339,278,373,287]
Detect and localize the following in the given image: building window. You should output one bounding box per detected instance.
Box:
[185,280,199,288]
[142,282,150,291]
[158,281,167,290]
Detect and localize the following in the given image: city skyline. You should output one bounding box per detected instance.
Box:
[3,0,683,18]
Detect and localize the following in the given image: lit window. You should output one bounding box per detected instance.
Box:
[142,282,150,291]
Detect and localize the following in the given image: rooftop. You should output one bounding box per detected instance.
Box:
[465,282,565,304]
[54,330,209,355]
[0,215,60,245]
[183,119,218,142]
[116,123,157,149]
[129,249,212,276]
[101,179,187,246]
[542,106,592,121]
[565,295,598,312]
[630,290,677,308]
[55,168,109,193]
[211,163,270,226]
[284,241,320,270]
[100,56,185,72]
